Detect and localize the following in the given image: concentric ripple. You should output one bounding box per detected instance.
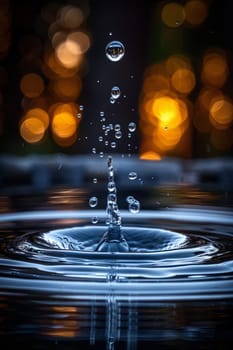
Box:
[0,208,233,300]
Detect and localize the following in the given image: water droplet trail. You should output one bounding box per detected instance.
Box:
[96,155,129,252]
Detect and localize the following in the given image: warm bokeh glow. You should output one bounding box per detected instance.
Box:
[201,50,229,88]
[57,5,84,29]
[49,76,82,101]
[209,98,233,129]
[51,103,79,140]
[193,88,223,133]
[140,151,162,160]
[171,67,196,94]
[20,73,45,98]
[24,107,49,129]
[161,2,185,28]
[165,54,192,75]
[184,0,208,26]
[43,51,81,78]
[152,96,187,128]
[20,117,45,143]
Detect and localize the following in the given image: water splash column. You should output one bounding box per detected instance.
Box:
[96,155,129,252]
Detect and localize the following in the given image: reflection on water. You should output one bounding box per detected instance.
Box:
[0,184,233,349]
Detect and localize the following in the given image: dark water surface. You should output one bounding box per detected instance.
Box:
[0,184,233,349]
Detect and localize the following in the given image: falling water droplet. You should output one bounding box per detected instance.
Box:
[110,97,116,104]
[126,195,140,214]
[114,124,121,131]
[128,199,140,214]
[111,86,121,100]
[128,172,137,180]
[128,122,136,132]
[115,130,122,139]
[89,196,98,208]
[105,41,125,62]
[92,216,98,224]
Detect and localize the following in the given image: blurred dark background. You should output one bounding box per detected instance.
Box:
[0,0,232,159]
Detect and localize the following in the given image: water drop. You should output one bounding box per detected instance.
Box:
[128,199,140,214]
[111,141,116,148]
[126,196,135,204]
[92,178,98,184]
[77,113,81,119]
[92,147,96,154]
[110,97,116,104]
[128,122,136,132]
[111,86,121,100]
[108,181,116,192]
[89,196,98,208]
[105,41,125,62]
[98,136,103,142]
[128,133,132,138]
[105,140,109,146]
[99,152,104,158]
[92,216,98,224]
[114,124,121,131]
[100,111,105,117]
[128,172,137,180]
[115,130,122,139]
[79,105,84,111]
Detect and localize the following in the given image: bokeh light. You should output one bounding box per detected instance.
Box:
[184,0,208,27]
[51,103,79,146]
[161,2,185,28]
[20,73,45,98]
[201,50,229,88]
[20,117,45,143]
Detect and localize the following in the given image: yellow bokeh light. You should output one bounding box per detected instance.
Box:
[51,103,79,139]
[43,51,81,78]
[55,41,83,69]
[209,98,233,129]
[20,73,44,98]
[171,67,196,94]
[152,96,187,128]
[139,151,162,161]
[20,117,45,143]
[24,107,49,130]
[184,0,208,26]
[57,5,84,29]
[201,50,229,88]
[49,76,82,101]
[166,54,191,76]
[161,2,185,28]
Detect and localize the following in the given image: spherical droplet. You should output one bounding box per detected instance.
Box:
[92,216,98,224]
[111,141,116,148]
[105,41,125,62]
[126,195,135,204]
[128,199,140,214]
[115,130,122,139]
[89,196,98,208]
[128,171,137,180]
[114,124,121,131]
[128,122,136,132]
[111,86,121,99]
